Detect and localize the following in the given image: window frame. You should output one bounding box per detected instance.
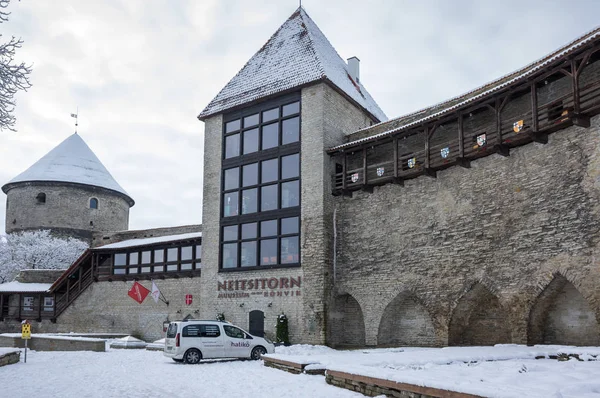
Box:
[106,239,202,278]
[220,94,301,272]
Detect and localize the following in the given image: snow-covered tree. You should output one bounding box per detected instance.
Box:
[0,0,32,131]
[0,230,88,283]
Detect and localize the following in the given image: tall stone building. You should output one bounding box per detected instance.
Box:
[197,7,385,344]
[2,133,134,241]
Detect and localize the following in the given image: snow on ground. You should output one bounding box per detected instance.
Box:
[0,347,19,355]
[269,344,600,398]
[0,345,362,398]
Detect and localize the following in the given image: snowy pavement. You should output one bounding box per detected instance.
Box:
[1,344,600,397]
[0,346,361,398]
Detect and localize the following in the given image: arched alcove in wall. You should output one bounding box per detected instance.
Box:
[448,283,511,346]
[377,292,437,347]
[528,275,600,346]
[328,293,365,348]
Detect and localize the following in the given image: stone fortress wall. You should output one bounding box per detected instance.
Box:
[330,114,600,347]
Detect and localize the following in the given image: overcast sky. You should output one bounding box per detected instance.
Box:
[0,0,599,235]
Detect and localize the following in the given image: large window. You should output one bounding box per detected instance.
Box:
[221,94,301,270]
[111,242,202,276]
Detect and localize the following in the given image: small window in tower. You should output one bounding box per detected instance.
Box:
[36,193,46,204]
[90,198,99,209]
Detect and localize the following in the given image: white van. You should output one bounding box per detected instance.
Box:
[163,319,275,364]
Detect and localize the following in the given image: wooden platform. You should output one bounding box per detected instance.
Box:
[262,356,481,397]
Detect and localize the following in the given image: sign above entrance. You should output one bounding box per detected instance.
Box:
[217,276,301,299]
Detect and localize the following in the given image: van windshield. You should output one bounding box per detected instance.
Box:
[166,323,178,338]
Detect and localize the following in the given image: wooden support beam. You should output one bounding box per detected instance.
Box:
[17,293,21,321]
[391,177,404,186]
[572,59,581,115]
[393,137,399,179]
[572,114,591,128]
[423,168,437,179]
[458,113,464,158]
[362,147,368,187]
[528,131,548,144]
[78,268,83,293]
[531,83,538,132]
[342,152,347,191]
[456,158,471,168]
[0,294,4,321]
[424,126,431,170]
[493,144,510,157]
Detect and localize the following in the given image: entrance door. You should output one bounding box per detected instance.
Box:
[249,310,264,337]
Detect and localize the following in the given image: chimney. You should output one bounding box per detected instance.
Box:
[347,56,360,84]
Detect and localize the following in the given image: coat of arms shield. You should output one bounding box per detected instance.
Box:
[350,173,359,183]
[407,157,416,169]
[376,167,385,177]
[476,133,487,147]
[513,120,524,133]
[440,147,450,159]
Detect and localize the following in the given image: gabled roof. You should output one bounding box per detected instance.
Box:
[198,7,387,122]
[2,133,134,205]
[328,25,600,153]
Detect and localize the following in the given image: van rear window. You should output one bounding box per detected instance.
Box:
[166,323,178,338]
[182,324,221,338]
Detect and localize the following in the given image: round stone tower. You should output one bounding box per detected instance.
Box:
[1,133,134,241]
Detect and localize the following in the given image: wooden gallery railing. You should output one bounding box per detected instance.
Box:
[332,46,600,194]
[53,256,95,319]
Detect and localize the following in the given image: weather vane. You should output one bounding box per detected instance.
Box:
[70,108,78,134]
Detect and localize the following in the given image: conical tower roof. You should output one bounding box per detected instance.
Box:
[2,133,134,205]
[198,7,387,122]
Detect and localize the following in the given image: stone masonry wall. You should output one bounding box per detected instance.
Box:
[301,83,374,344]
[56,278,203,342]
[5,182,130,241]
[333,115,600,346]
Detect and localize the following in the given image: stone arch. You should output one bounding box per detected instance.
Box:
[377,291,437,347]
[528,274,600,346]
[328,293,365,348]
[448,283,510,346]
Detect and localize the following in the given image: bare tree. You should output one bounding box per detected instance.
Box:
[0,0,32,131]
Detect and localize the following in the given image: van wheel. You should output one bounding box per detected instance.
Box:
[183,349,202,364]
[251,346,267,360]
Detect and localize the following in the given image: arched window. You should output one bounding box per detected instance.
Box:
[90,198,99,209]
[36,192,46,204]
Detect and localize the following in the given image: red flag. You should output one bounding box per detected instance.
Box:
[128,282,150,304]
[185,294,193,305]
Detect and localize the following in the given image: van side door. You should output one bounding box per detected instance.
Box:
[199,324,224,358]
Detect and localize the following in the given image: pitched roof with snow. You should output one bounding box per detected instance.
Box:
[0,281,52,293]
[198,7,387,122]
[328,25,600,152]
[2,133,134,205]
[95,232,203,250]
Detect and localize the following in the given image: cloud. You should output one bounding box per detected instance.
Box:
[1,0,599,234]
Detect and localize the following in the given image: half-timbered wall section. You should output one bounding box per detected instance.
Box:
[329,39,600,193]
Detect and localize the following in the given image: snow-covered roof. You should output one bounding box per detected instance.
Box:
[198,7,387,122]
[2,133,134,205]
[0,281,51,293]
[329,25,600,152]
[96,232,203,250]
